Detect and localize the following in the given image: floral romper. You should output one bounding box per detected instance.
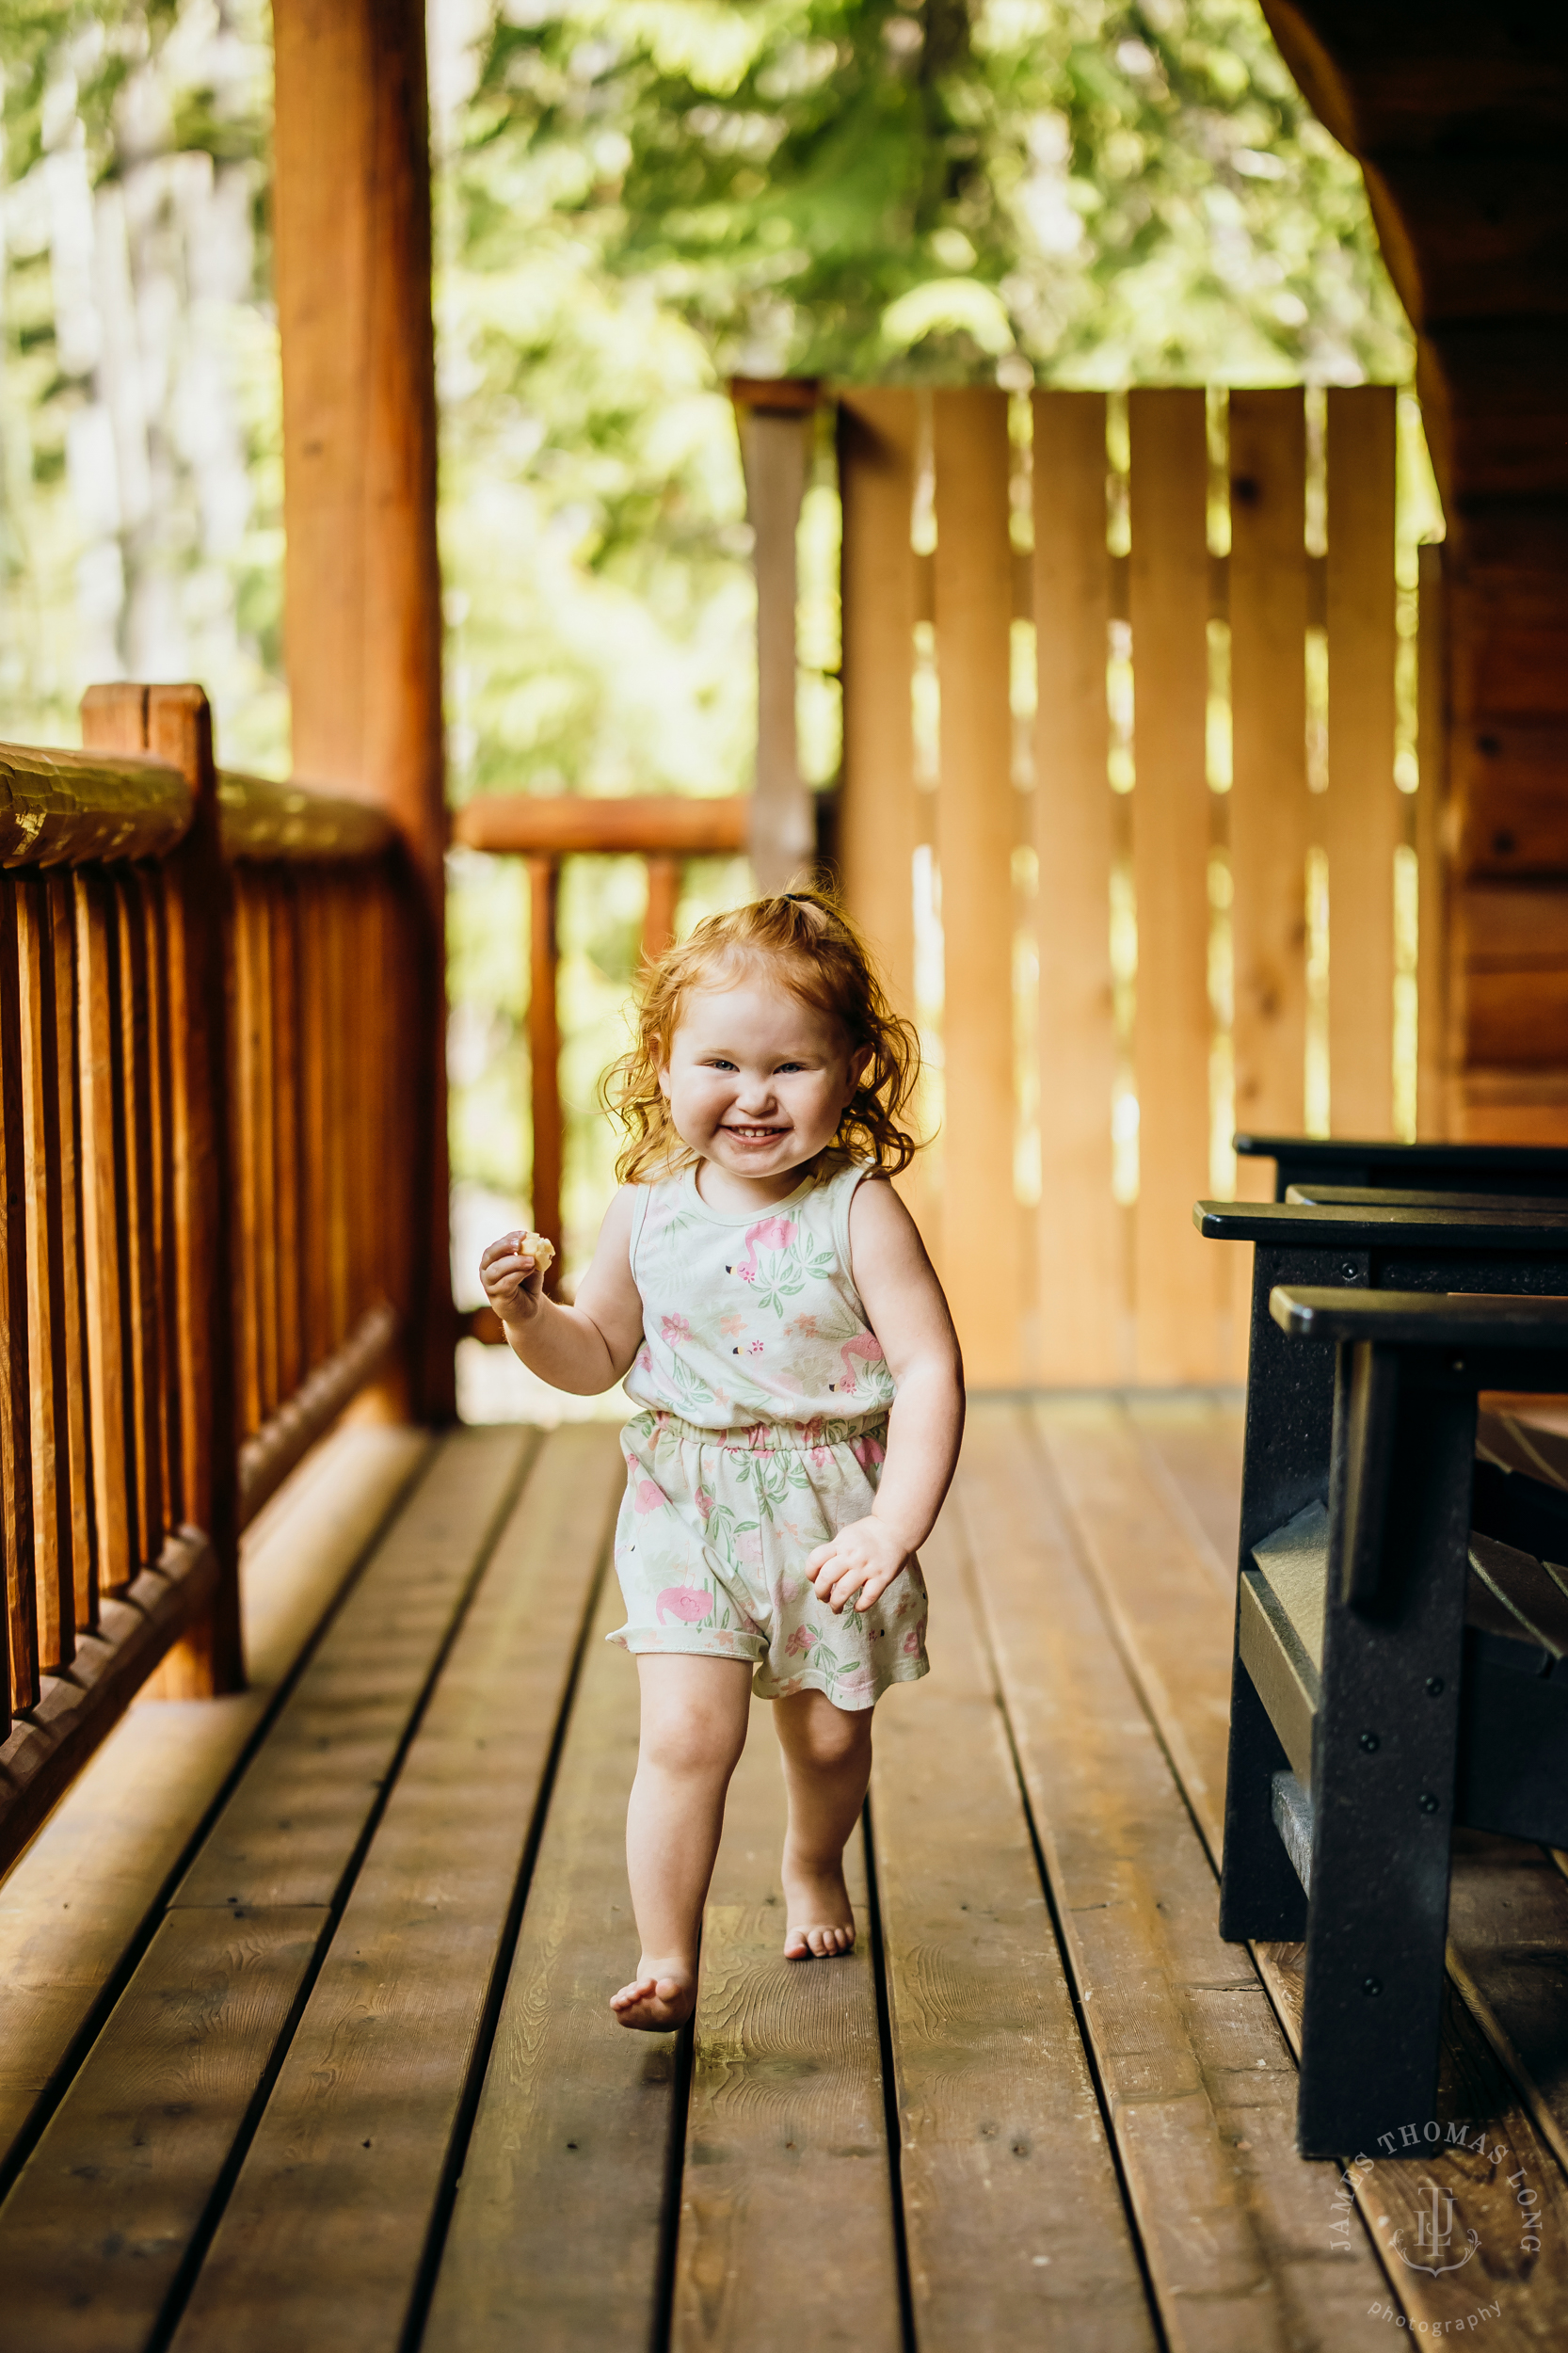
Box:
[609,1157,930,1710]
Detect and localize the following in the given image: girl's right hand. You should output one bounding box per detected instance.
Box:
[480,1231,548,1326]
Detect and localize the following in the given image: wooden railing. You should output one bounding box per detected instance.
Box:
[0,682,419,1865]
[451,792,749,1295]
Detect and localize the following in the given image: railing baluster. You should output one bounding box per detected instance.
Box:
[527,854,562,1289]
[47,871,95,1633]
[17,877,72,1671]
[642,853,680,968]
[0,872,37,1721]
[117,871,166,1568]
[75,871,136,1594]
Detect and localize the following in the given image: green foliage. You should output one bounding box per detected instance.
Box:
[469,0,1409,384]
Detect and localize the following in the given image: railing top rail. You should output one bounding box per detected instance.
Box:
[217,771,395,863]
[452,792,750,859]
[0,744,398,871]
[0,744,192,869]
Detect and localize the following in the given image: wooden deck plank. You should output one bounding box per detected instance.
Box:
[1447,1832,1568,2178]
[669,1702,902,2352]
[869,1513,1157,2350]
[422,1575,675,2353]
[1036,1398,1568,2345]
[0,1907,325,2352]
[0,1425,427,2182]
[1124,1391,1244,1587]
[169,1425,624,2353]
[958,1404,1391,2353]
[175,1427,532,1911]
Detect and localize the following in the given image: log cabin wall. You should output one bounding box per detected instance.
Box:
[1261,5,1568,1143]
[838,384,1432,1390]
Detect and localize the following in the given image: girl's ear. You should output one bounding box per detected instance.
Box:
[657,1056,673,1100]
[844,1043,873,1104]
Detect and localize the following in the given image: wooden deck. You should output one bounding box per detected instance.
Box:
[4,1398,1568,2349]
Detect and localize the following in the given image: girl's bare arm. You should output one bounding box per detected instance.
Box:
[478,1186,645,1395]
[808,1176,965,1612]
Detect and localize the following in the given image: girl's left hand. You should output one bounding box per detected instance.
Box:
[806,1518,910,1616]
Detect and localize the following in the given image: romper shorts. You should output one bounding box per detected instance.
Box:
[608,1408,930,1710]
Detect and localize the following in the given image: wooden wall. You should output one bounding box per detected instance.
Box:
[1261,4,1568,1144]
[838,384,1426,1391]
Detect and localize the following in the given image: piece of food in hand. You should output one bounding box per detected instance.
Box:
[520,1230,555,1275]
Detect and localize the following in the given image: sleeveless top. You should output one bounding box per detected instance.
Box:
[623,1158,896,1433]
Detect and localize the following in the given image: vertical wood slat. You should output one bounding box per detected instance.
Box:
[837,389,935,1253]
[838,390,920,1016]
[116,874,166,1567]
[1033,391,1119,1385]
[141,872,184,1529]
[1416,540,1449,1137]
[323,875,350,1352]
[48,872,95,1629]
[933,390,1021,1388]
[0,877,37,1721]
[1229,390,1309,1167]
[528,855,562,1288]
[1326,385,1399,1137]
[298,877,330,1369]
[1129,390,1214,1385]
[641,855,680,968]
[272,878,304,1406]
[75,872,136,1593]
[251,884,280,1420]
[17,879,74,1671]
[232,877,263,1436]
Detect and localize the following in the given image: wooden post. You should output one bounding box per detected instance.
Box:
[528,856,562,1293]
[732,379,818,892]
[272,0,453,1419]
[0,873,37,1726]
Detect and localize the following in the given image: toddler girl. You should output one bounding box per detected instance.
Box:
[478,890,963,2030]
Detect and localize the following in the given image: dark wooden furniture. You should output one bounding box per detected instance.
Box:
[1236,1131,1568,1202]
[1199,1181,1568,2151]
[1239,1284,1568,2156]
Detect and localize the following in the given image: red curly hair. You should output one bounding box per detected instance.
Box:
[602,888,924,1184]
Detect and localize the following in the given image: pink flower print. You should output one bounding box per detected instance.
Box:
[717,1312,745,1338]
[830,1332,885,1398]
[746,1340,765,1357]
[785,1624,814,1657]
[633,1479,667,1515]
[734,1528,764,1568]
[660,1312,692,1343]
[837,1665,875,1699]
[696,1485,715,1522]
[635,1346,652,1374]
[902,1626,923,1656]
[776,1574,805,1605]
[726,1216,797,1283]
[850,1429,887,1473]
[657,1586,714,1625]
[787,1312,820,1339]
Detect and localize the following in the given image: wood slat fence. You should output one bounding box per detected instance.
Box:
[838,384,1441,1389]
[0,681,419,1868]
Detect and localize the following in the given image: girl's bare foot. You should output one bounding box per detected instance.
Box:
[781,1857,856,1959]
[610,1964,696,2031]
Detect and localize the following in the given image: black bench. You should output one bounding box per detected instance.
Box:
[1236,1131,1568,1203]
[1241,1287,1568,2156]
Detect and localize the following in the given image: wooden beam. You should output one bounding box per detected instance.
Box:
[271,0,451,1417]
[453,794,749,859]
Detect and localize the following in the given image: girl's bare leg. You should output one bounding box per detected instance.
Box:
[613,1653,754,2031]
[773,1689,872,1960]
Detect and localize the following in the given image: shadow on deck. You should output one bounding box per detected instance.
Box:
[2,1399,1567,2351]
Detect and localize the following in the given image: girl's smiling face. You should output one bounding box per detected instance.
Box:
[659,976,868,1197]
